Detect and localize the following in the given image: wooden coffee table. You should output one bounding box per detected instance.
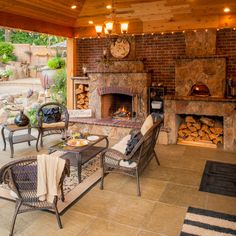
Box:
[1,124,38,158]
[48,135,109,183]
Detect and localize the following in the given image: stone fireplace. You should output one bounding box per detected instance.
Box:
[87,60,151,120]
[72,60,151,121]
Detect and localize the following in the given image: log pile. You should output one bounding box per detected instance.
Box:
[178,116,223,146]
[75,84,89,109]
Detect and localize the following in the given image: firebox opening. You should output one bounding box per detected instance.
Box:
[177,114,223,148]
[101,94,132,120]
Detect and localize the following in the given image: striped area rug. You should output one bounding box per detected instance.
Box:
[180,207,236,236]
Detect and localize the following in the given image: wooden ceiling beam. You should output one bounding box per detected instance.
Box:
[0,11,74,37]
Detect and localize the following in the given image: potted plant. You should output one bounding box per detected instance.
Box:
[40,56,65,89]
[0,69,13,81]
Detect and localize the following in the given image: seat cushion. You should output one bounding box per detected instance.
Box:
[111,134,131,154]
[140,114,153,136]
[119,160,137,168]
[104,149,125,166]
[42,121,65,129]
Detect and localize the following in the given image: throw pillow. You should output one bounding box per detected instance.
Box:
[42,107,61,124]
[140,114,153,135]
[111,134,131,154]
[125,131,142,156]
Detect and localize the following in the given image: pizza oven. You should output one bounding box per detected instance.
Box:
[189,82,211,97]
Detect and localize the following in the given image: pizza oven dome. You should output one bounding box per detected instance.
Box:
[189,82,211,97]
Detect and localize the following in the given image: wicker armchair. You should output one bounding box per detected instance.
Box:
[0,157,70,236]
[36,102,69,149]
[100,120,162,196]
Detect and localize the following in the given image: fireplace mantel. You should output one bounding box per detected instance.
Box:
[165,95,236,103]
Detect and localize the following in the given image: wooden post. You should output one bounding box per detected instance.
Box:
[66,38,77,109]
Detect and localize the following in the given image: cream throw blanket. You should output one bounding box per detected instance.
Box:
[37,154,66,203]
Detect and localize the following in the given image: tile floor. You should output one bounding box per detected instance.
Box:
[0,132,235,236]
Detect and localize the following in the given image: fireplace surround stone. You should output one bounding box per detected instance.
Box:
[87,60,151,120]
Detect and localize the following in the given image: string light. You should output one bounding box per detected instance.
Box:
[75,27,236,39]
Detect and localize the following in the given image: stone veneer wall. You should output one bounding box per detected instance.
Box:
[164,98,236,152]
[76,29,236,95]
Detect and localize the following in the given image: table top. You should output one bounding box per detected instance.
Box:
[48,135,108,154]
[1,124,32,132]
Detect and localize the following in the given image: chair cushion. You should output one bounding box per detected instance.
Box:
[42,121,65,129]
[111,134,131,154]
[119,160,137,168]
[104,149,125,166]
[140,114,153,136]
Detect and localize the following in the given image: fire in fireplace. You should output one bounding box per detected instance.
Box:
[112,106,131,119]
[101,94,132,120]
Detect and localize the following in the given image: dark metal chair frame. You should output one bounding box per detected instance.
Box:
[0,156,70,236]
[100,120,163,196]
[36,102,69,150]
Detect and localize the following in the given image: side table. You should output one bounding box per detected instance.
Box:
[1,124,39,158]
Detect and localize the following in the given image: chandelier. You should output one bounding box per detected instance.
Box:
[95,0,129,37]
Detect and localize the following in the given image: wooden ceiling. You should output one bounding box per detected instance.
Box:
[0,0,236,37]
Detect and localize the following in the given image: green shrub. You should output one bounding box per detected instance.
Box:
[26,107,37,126]
[47,56,65,69]
[0,69,13,78]
[50,68,67,105]
[0,42,14,56]
[0,42,16,64]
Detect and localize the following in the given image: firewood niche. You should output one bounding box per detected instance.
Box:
[177,115,223,148]
[75,84,89,109]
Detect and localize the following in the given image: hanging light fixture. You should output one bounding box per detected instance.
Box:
[95,0,129,37]
[105,21,114,34]
[95,25,103,37]
[120,22,128,34]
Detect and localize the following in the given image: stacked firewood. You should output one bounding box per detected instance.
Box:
[178,116,223,145]
[75,84,89,109]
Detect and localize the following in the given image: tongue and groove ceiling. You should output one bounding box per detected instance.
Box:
[0,0,236,37]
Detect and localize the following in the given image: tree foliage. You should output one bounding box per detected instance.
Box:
[0,28,65,46]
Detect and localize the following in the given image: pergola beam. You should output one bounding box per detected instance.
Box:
[0,11,74,37]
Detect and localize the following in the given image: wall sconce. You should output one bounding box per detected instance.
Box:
[105,21,114,34]
[120,22,129,34]
[95,25,103,37]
